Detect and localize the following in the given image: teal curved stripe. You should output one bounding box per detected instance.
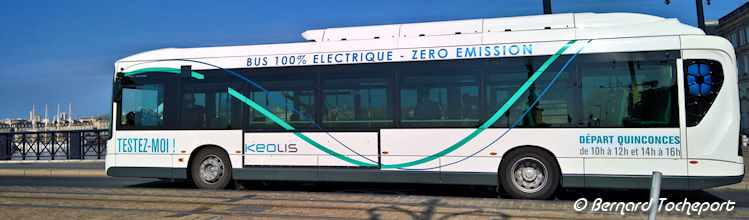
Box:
[226,40,578,168]
[191,72,205,79]
[380,40,577,169]
[227,87,377,167]
[124,67,204,80]
[134,41,578,168]
[292,132,377,167]
[380,128,485,169]
[481,40,576,129]
[227,87,294,130]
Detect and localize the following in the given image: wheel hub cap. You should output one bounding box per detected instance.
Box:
[510,157,548,193]
[522,168,537,181]
[199,156,223,183]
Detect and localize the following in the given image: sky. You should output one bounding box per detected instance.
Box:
[0,0,746,120]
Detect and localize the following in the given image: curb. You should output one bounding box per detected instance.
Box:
[0,159,104,164]
[0,169,106,177]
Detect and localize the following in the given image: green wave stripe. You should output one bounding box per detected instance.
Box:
[130,40,578,168]
[228,87,294,130]
[292,132,378,167]
[227,87,377,167]
[124,67,204,80]
[481,40,576,129]
[380,40,578,169]
[191,72,204,79]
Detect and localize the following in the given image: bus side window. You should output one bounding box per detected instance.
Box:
[245,68,316,130]
[180,69,243,130]
[320,66,394,129]
[578,51,679,128]
[399,60,480,128]
[485,55,575,128]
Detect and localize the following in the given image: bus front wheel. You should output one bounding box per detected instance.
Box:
[190,147,232,189]
[499,147,559,200]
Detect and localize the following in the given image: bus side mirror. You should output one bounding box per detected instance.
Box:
[113,73,124,103]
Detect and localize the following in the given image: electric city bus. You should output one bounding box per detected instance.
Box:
[106,12,744,199]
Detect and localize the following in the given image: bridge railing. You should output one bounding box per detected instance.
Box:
[0,129,108,160]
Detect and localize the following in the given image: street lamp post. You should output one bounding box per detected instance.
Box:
[696,0,706,31]
[543,0,552,14]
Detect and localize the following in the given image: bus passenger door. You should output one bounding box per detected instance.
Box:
[114,70,180,177]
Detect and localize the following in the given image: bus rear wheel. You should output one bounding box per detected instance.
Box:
[190,147,232,189]
[499,148,559,200]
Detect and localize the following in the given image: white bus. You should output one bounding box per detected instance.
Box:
[106,12,744,199]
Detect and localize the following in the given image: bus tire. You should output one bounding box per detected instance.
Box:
[499,147,559,200]
[190,147,232,189]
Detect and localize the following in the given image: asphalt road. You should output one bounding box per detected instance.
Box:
[0,175,746,219]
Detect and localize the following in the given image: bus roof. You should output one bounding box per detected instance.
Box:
[117,12,703,63]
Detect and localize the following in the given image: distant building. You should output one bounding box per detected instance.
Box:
[0,123,9,130]
[0,116,109,132]
[717,1,749,134]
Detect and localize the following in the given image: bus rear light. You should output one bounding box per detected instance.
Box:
[689,160,698,164]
